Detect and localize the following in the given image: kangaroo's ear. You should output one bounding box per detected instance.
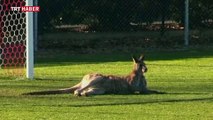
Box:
[139,54,145,61]
[132,56,138,63]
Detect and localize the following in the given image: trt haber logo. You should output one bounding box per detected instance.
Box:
[11,6,40,12]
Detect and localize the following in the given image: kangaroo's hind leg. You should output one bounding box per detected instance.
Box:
[74,74,104,96]
[81,88,105,96]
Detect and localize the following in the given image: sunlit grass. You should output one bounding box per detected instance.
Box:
[0,48,213,120]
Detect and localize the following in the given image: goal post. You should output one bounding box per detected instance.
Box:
[26,0,34,79]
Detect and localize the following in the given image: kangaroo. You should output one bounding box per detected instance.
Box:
[23,55,162,96]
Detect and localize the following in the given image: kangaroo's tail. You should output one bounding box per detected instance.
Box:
[22,84,80,95]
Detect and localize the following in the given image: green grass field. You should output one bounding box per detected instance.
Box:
[0,48,213,120]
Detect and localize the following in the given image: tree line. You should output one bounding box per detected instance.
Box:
[38,0,213,32]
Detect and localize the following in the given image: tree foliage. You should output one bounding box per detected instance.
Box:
[38,0,213,32]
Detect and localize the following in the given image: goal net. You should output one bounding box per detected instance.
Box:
[0,0,34,78]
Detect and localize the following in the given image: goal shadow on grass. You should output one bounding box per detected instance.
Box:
[69,96,213,108]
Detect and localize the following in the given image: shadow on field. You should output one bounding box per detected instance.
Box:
[35,48,213,66]
[69,97,213,107]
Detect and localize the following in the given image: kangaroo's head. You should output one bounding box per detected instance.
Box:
[132,55,147,74]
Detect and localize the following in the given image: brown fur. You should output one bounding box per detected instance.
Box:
[23,55,162,96]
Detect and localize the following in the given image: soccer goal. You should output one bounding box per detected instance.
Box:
[0,0,34,79]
